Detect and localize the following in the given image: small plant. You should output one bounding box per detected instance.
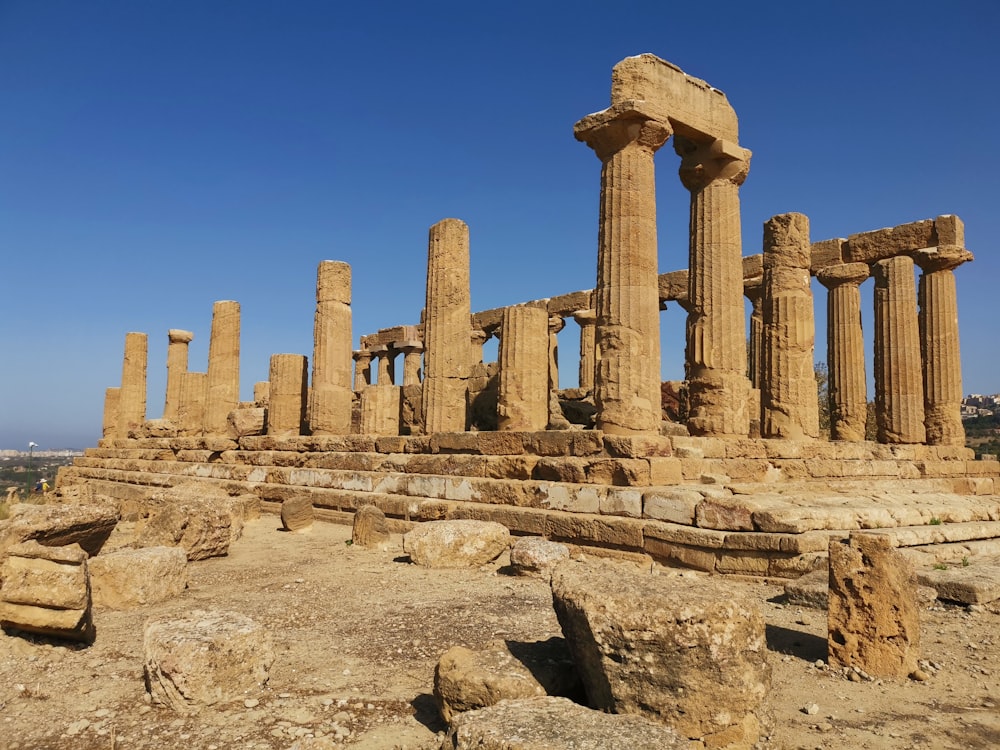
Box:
[929,517,942,525]
[933,562,948,571]
[345,539,353,546]
[962,556,971,567]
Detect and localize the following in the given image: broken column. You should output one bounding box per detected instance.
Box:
[677,137,753,438]
[397,340,424,385]
[422,218,472,433]
[575,103,670,435]
[744,281,764,390]
[873,256,925,443]
[761,213,818,440]
[204,300,241,435]
[117,331,148,438]
[571,308,597,393]
[102,387,120,440]
[360,386,401,435]
[308,260,353,435]
[267,354,308,437]
[914,246,972,447]
[497,305,549,431]
[177,372,208,436]
[353,349,373,392]
[163,329,193,422]
[817,263,870,441]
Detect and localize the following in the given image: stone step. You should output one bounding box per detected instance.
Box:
[858,520,1000,548]
[914,561,1000,604]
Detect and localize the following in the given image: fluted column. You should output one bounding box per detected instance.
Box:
[915,246,973,446]
[163,329,193,421]
[873,256,925,443]
[744,282,763,390]
[470,329,488,366]
[360,386,401,435]
[818,263,870,441]
[396,341,424,385]
[676,136,752,437]
[422,218,472,433]
[353,349,373,392]
[575,103,671,435]
[117,331,147,438]
[267,354,308,436]
[177,371,208,436]
[309,260,353,435]
[497,306,549,431]
[102,387,120,440]
[204,300,240,435]
[571,309,597,393]
[368,345,392,386]
[760,214,818,439]
[253,381,270,408]
[547,316,565,392]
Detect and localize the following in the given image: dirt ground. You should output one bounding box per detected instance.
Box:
[0,517,998,750]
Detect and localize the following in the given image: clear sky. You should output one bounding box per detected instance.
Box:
[2,1,998,450]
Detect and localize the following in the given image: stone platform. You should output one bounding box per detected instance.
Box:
[56,432,1000,578]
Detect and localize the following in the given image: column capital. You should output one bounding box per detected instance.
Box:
[168,329,194,344]
[470,329,489,346]
[548,315,565,334]
[675,136,751,192]
[368,344,389,357]
[817,262,870,290]
[574,100,672,161]
[571,308,597,325]
[393,339,424,354]
[352,349,373,363]
[743,276,764,304]
[912,245,974,273]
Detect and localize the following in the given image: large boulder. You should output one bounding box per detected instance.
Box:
[434,638,581,723]
[0,541,94,643]
[442,696,693,750]
[89,546,188,609]
[0,503,119,556]
[551,562,770,745]
[509,537,569,580]
[404,520,510,568]
[143,609,274,713]
[134,486,251,560]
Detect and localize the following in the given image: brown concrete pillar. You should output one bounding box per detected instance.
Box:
[571,309,597,393]
[396,340,424,385]
[353,349,373,392]
[204,300,240,435]
[309,260,353,435]
[676,137,752,437]
[117,331,147,438]
[760,214,818,440]
[817,263,870,441]
[743,282,763,390]
[177,371,208,436]
[497,306,549,431]
[914,246,973,446]
[873,256,925,444]
[360,386,401,435]
[267,354,308,437]
[575,103,671,435]
[422,218,472,433]
[163,329,193,422]
[102,387,120,440]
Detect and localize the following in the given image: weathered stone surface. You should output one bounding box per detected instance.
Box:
[118,331,148,438]
[0,502,119,556]
[828,533,920,677]
[227,406,266,438]
[0,541,94,642]
[134,487,234,560]
[509,537,570,579]
[551,561,770,740]
[89,546,188,609]
[916,562,1000,604]
[309,260,354,436]
[497,305,549,432]
[443,696,693,749]
[280,496,314,532]
[403,520,510,568]
[351,504,390,549]
[433,638,581,723]
[143,609,274,713]
[783,568,829,609]
[268,353,308,437]
[204,300,241,436]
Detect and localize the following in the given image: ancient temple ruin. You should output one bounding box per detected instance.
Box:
[59,54,1000,576]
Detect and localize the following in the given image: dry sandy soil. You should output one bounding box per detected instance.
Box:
[0,517,997,750]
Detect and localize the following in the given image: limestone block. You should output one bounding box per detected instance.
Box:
[0,502,119,556]
[433,638,581,723]
[227,406,266,438]
[143,609,274,713]
[134,487,234,560]
[281,496,314,532]
[551,561,770,740]
[0,541,94,642]
[916,563,1000,604]
[443,696,692,749]
[403,520,510,568]
[642,489,701,525]
[509,537,570,579]
[351,504,391,549]
[828,534,920,677]
[89,546,188,609]
[783,568,829,609]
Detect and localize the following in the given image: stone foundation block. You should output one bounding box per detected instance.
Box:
[352,504,391,550]
[509,537,570,578]
[90,546,188,609]
[403,520,510,568]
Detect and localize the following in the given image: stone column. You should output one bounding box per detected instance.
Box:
[743,282,763,390]
[102,387,120,440]
[177,371,208,436]
[254,381,270,408]
[163,329,193,422]
[817,263,870,441]
[309,260,354,435]
[267,354,308,437]
[873,256,925,444]
[547,316,565,392]
[352,349,373,392]
[676,137,752,437]
[422,218,472,433]
[571,309,597,393]
[396,340,424,385]
[369,345,395,386]
[470,329,488,366]
[574,103,671,435]
[497,306,549,431]
[117,331,147,438]
[914,246,973,446]
[360,386,401,435]
[760,213,818,440]
[204,300,241,435]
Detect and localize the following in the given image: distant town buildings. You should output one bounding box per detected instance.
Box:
[961,394,1000,419]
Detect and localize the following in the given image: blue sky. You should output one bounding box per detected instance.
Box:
[2,1,998,449]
